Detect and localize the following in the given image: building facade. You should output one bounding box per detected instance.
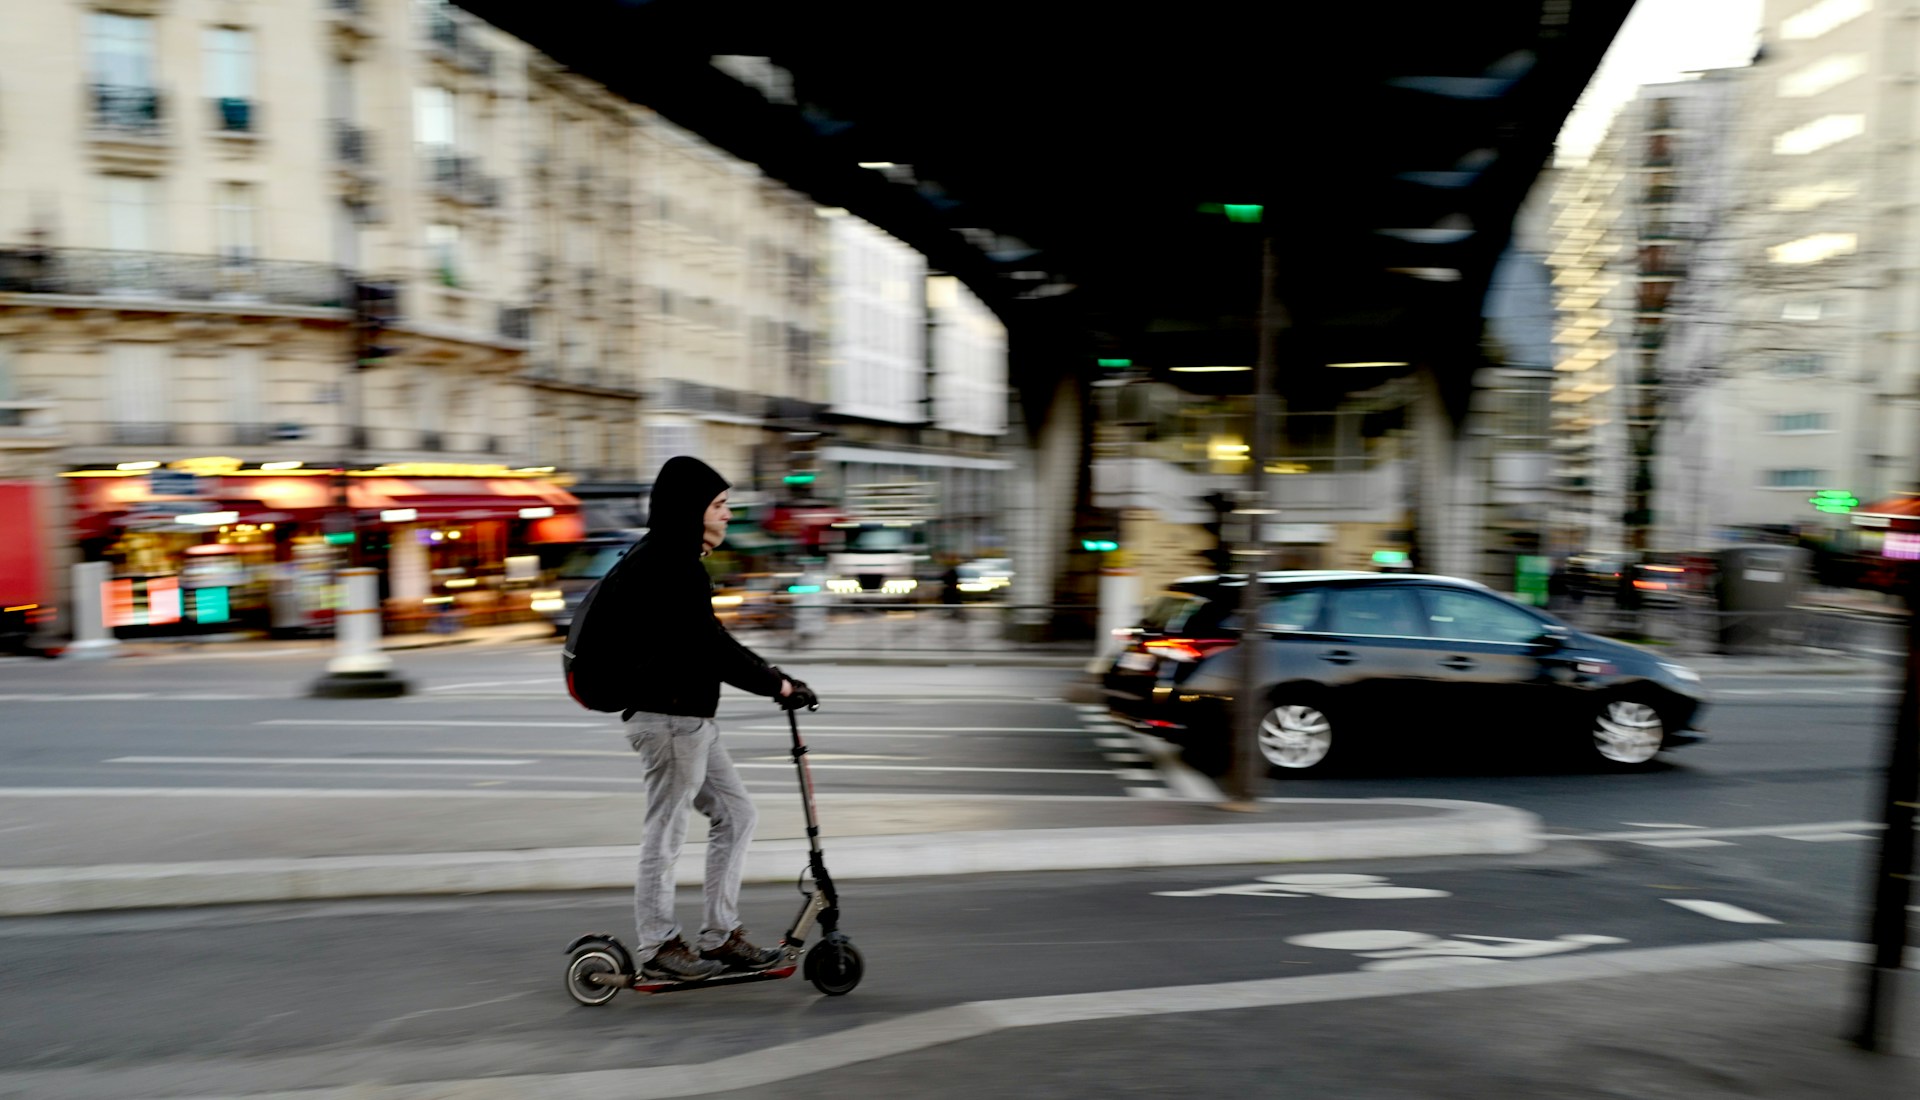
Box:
[0,0,1002,637]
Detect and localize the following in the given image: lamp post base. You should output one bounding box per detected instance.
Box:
[308,668,411,699]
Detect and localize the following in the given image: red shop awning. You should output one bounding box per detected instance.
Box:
[351,477,579,524]
[1852,494,1920,529]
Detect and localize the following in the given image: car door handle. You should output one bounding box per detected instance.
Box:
[1439,656,1475,671]
[1320,650,1357,665]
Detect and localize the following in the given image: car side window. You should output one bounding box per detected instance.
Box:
[1257,588,1326,631]
[1421,588,1544,645]
[1324,587,1426,638]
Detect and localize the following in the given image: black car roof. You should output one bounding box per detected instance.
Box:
[1170,571,1489,588]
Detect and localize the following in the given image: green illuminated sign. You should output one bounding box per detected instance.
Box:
[1809,489,1859,514]
[323,531,357,546]
[783,473,817,485]
[787,584,822,594]
[1371,550,1409,565]
[1223,204,1264,224]
[1081,539,1119,552]
[1097,358,1132,369]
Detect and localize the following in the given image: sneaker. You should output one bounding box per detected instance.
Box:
[700,928,786,972]
[641,936,726,981]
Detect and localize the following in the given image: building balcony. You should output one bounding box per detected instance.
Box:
[0,247,345,310]
[427,151,503,208]
[0,397,64,448]
[90,83,164,134]
[110,422,177,446]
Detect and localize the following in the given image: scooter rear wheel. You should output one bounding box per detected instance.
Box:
[565,946,627,1006]
[803,940,863,996]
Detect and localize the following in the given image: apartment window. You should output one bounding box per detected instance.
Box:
[214,182,257,263]
[426,223,462,287]
[1776,354,1827,376]
[90,12,158,129]
[106,342,169,431]
[1763,468,1824,488]
[103,176,159,251]
[1771,412,1831,432]
[228,345,264,431]
[204,27,254,132]
[1781,299,1825,322]
[414,85,455,148]
[91,12,155,89]
[1768,232,1857,265]
[1773,179,1858,212]
[1779,53,1868,98]
[1782,0,1870,41]
[0,341,17,427]
[1774,114,1865,156]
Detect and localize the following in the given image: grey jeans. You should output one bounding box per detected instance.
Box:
[624,711,758,961]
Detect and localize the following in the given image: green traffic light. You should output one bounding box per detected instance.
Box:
[1080,539,1119,552]
[1223,204,1264,224]
[1097,358,1132,369]
[783,473,816,485]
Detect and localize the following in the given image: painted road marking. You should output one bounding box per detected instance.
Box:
[1664,899,1781,924]
[110,940,1851,1099]
[1621,822,1704,829]
[259,719,603,729]
[1548,820,1883,844]
[1285,930,1629,971]
[1157,873,1450,900]
[1633,838,1737,849]
[108,756,535,767]
[736,725,1086,733]
[1782,832,1875,843]
[0,787,1152,802]
[1126,787,1170,799]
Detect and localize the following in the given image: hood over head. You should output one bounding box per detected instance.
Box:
[646,455,730,551]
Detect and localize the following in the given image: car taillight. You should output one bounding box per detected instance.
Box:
[1144,637,1237,662]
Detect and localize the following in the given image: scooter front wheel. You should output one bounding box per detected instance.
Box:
[565,946,627,1006]
[803,939,864,996]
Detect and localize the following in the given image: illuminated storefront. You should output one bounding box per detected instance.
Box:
[66,458,582,636]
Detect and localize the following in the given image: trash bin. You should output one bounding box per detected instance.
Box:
[1712,545,1810,653]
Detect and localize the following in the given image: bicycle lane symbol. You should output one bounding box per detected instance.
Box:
[1153,873,1452,900]
[1284,930,1629,971]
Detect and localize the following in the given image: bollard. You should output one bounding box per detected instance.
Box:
[61,561,121,660]
[309,567,410,697]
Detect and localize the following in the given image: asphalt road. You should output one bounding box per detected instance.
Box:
[0,642,1910,1097]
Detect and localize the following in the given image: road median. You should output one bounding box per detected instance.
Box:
[0,796,1538,915]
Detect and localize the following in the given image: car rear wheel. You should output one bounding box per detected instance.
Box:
[1258,702,1335,773]
[1590,699,1664,767]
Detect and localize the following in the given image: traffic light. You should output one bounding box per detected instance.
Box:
[1199,491,1234,572]
[1080,538,1119,553]
[353,280,402,370]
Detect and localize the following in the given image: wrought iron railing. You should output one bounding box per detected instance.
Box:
[90,84,164,133]
[111,422,176,446]
[0,247,345,308]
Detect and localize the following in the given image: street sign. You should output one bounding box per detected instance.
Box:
[148,470,203,497]
[1810,489,1859,515]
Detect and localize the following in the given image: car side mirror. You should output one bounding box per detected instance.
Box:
[1532,624,1571,651]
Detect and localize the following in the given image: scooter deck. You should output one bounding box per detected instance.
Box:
[630,962,798,995]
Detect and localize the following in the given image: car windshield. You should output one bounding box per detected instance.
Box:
[1140,592,1211,633]
[555,545,626,580]
[845,527,918,553]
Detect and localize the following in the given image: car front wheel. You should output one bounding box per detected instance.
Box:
[1590,698,1665,767]
[1258,702,1335,774]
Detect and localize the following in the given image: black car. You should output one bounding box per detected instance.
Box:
[1103,572,1706,776]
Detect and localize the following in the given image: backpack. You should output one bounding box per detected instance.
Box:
[561,543,637,712]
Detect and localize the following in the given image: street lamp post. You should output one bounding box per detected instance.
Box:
[1226,229,1284,806]
[310,274,410,699]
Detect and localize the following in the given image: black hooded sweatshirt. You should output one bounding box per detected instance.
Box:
[603,456,785,717]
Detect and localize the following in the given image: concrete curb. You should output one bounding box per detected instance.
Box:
[0,801,1540,915]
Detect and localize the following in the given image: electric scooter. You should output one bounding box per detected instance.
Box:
[563,703,864,1004]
